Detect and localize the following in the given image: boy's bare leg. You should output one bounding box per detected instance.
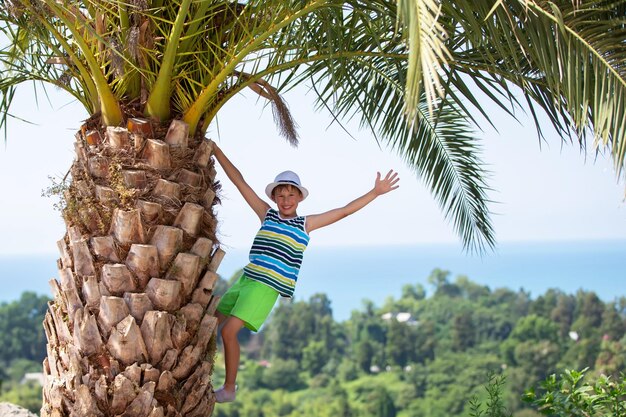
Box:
[215,315,244,402]
[216,310,228,326]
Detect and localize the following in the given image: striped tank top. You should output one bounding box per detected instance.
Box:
[243,208,310,298]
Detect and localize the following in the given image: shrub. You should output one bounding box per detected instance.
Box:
[523,368,626,417]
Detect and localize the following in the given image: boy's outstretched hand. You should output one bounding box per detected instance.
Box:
[374,170,400,196]
[305,169,399,233]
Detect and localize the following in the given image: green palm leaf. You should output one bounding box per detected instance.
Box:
[306,54,494,254]
[397,0,452,118]
[437,0,626,179]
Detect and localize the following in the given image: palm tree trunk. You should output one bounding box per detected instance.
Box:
[41,116,222,417]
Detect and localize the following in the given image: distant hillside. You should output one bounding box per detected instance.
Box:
[213,268,626,417]
[1,270,624,417]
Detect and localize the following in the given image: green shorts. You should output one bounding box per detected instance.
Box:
[216,274,279,332]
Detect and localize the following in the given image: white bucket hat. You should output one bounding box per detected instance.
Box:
[265,171,309,201]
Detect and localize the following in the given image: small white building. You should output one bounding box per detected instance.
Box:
[20,372,45,386]
[381,312,418,325]
[396,312,412,323]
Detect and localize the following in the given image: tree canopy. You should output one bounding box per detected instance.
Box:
[211,270,626,417]
[2,273,625,416]
[0,292,49,365]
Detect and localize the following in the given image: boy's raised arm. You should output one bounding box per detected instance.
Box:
[210,140,270,222]
[306,170,399,233]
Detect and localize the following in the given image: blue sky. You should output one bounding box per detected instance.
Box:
[0,83,624,256]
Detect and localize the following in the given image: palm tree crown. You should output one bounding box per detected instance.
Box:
[1,0,625,251]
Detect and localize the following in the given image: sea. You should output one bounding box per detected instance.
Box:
[1,239,625,322]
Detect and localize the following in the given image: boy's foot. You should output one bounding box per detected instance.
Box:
[214,385,237,403]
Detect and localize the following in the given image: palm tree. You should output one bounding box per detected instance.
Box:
[0,0,624,415]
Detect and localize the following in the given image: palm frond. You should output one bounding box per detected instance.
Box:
[0,5,97,112]
[242,73,300,146]
[144,0,192,120]
[41,0,123,125]
[182,0,331,133]
[397,0,452,119]
[441,0,626,180]
[251,0,495,251]
[310,59,494,253]
[2,0,624,251]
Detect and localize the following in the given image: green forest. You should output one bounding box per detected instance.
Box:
[1,270,625,416]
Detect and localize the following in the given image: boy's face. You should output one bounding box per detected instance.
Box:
[272,185,302,218]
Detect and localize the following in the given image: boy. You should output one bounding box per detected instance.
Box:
[210,140,399,403]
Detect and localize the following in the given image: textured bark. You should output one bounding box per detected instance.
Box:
[127,118,154,138]
[91,236,121,262]
[146,279,182,312]
[166,253,202,298]
[102,264,137,295]
[176,170,202,188]
[106,126,130,149]
[88,156,109,178]
[110,209,147,245]
[98,296,131,334]
[70,240,96,277]
[126,244,160,288]
[165,120,189,149]
[143,140,172,170]
[95,185,119,204]
[153,180,181,202]
[150,226,183,269]
[190,238,213,260]
[73,307,103,355]
[137,200,163,224]
[208,248,225,273]
[123,170,148,189]
[56,240,73,269]
[173,203,204,237]
[84,130,102,146]
[124,292,154,322]
[81,275,102,310]
[42,118,222,417]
